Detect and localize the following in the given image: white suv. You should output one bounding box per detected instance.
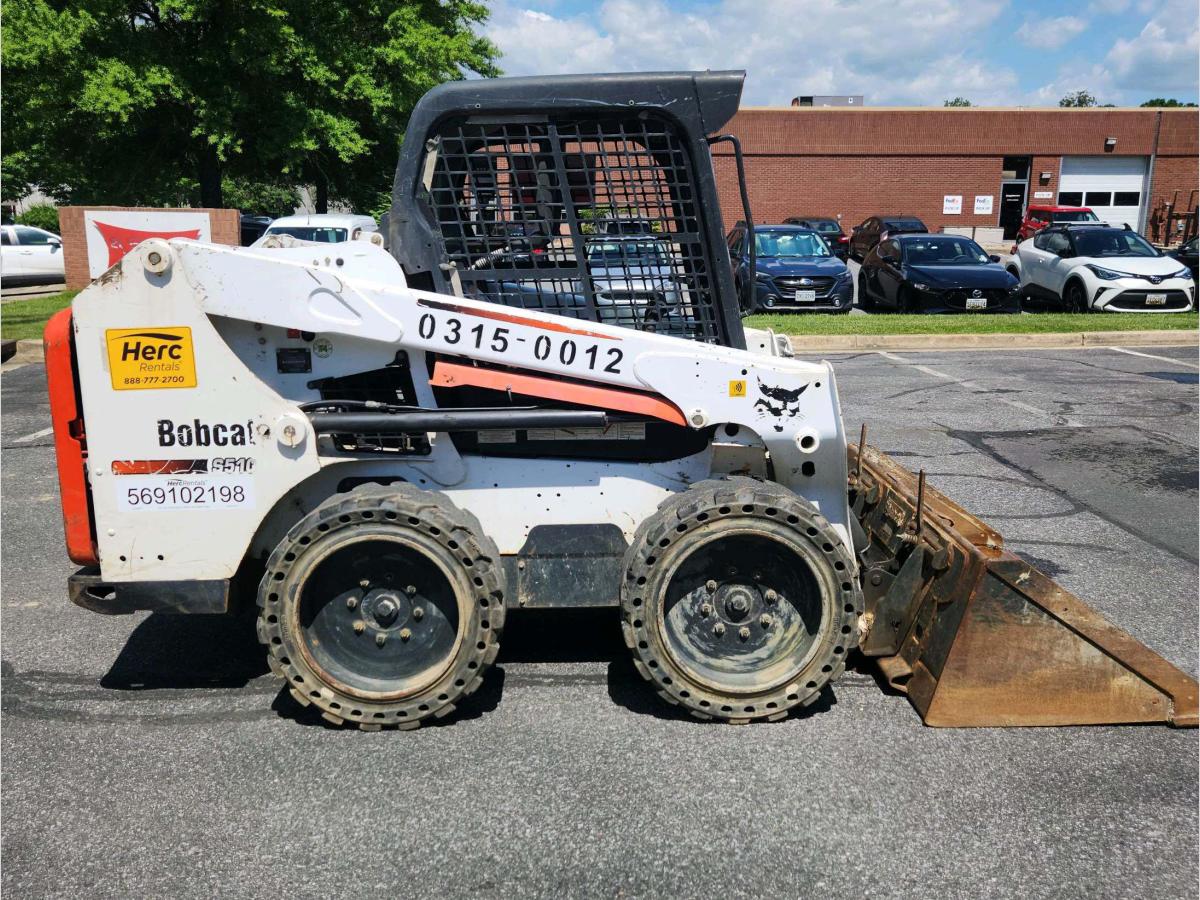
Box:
[1014,223,1194,312]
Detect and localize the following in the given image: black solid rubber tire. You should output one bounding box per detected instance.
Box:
[257,483,504,730]
[619,477,864,724]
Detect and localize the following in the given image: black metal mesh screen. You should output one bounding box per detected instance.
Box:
[424,115,722,342]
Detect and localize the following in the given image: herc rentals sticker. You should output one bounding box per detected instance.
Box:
[105,327,197,390]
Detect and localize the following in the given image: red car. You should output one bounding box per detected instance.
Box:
[1015,204,1098,243]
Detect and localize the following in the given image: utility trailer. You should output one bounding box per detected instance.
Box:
[46,71,1197,729]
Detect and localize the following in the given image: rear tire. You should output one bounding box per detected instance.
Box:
[619,477,863,723]
[257,483,504,730]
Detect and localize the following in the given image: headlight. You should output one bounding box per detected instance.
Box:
[1085,264,1126,281]
[1173,266,1194,280]
[755,273,773,283]
[912,282,936,292]
[834,269,852,284]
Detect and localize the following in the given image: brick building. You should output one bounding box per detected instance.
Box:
[712,107,1198,245]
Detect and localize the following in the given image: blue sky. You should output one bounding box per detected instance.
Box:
[482,0,1200,106]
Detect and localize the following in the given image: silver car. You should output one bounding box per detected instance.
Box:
[583,237,681,330]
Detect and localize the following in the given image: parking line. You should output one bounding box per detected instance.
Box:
[874,350,1080,425]
[1106,346,1200,369]
[12,426,53,444]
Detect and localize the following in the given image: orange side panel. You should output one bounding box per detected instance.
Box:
[430,361,688,427]
[44,309,98,565]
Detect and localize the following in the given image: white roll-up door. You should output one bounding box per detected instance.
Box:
[1057,156,1148,231]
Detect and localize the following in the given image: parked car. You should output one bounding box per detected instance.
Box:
[784,216,849,260]
[858,233,1020,313]
[583,236,681,329]
[597,216,656,236]
[1014,204,1098,244]
[848,216,928,261]
[1,225,65,286]
[727,222,853,314]
[1167,236,1198,279]
[239,215,273,246]
[252,213,378,246]
[1015,223,1195,312]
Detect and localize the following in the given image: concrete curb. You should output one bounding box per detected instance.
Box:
[787,329,1199,352]
[13,339,44,363]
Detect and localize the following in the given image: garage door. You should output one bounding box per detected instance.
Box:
[1057,156,1148,231]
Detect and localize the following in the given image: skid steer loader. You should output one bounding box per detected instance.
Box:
[46,71,1197,730]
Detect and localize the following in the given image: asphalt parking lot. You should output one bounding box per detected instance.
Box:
[2,344,1197,898]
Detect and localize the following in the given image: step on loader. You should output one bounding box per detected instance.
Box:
[45,71,1197,730]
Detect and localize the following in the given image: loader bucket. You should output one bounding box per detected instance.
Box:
[848,442,1198,728]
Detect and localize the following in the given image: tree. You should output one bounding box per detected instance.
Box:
[1141,98,1198,107]
[2,1,500,212]
[1059,90,1098,107]
[15,204,60,234]
[943,97,972,107]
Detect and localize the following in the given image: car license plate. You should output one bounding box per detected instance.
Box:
[965,297,987,310]
[1146,293,1167,305]
[795,290,816,303]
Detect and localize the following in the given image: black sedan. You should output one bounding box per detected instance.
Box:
[848,215,927,261]
[858,234,1021,313]
[1168,237,1198,279]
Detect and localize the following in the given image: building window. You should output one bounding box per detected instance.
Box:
[1085,191,1112,206]
[1058,191,1084,206]
[1002,156,1031,180]
[1113,191,1141,206]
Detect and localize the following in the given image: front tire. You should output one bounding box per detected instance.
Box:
[257,483,505,730]
[1064,279,1089,313]
[857,271,875,310]
[619,478,863,723]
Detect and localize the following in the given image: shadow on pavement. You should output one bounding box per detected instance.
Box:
[100,605,267,691]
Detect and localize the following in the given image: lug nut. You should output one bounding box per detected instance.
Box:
[353,621,366,635]
[346,596,359,610]
[739,626,751,641]
[400,628,412,641]
[705,580,718,593]
[700,603,713,617]
[764,589,778,604]
[412,606,424,621]
[760,614,773,628]
[713,622,726,636]
[359,579,371,589]
[375,633,387,647]
[405,585,418,596]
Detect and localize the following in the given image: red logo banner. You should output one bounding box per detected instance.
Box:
[92,220,202,267]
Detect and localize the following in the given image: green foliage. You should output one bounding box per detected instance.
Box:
[577,206,664,235]
[14,203,60,233]
[1141,98,1199,107]
[2,1,501,211]
[221,179,300,217]
[943,97,972,107]
[1059,90,1098,107]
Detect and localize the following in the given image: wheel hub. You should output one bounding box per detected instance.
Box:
[659,530,827,694]
[296,537,462,697]
[719,584,755,621]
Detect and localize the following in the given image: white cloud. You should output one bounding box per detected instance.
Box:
[1105,0,1200,98]
[1014,15,1089,49]
[484,0,1020,106]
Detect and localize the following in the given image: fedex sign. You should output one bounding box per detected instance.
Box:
[83,210,212,278]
